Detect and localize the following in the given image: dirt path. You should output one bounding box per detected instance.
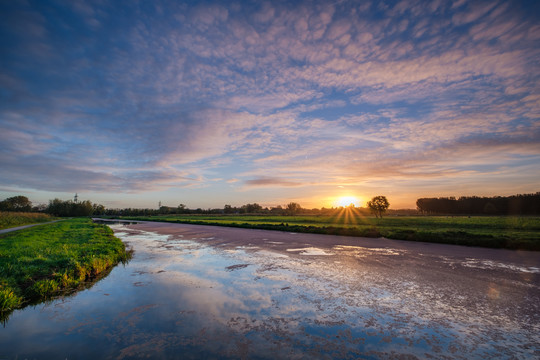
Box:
[0,220,61,234]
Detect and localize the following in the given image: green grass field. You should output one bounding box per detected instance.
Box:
[0,212,56,230]
[121,214,540,250]
[0,218,131,320]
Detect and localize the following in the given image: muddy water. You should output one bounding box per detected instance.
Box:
[1,222,539,359]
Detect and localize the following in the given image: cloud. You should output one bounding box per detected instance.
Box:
[253,3,275,23]
[0,150,199,193]
[0,0,538,206]
[451,1,498,25]
[192,4,228,26]
[244,177,302,188]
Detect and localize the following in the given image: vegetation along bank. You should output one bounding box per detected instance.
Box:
[0,211,55,230]
[120,215,540,251]
[0,218,131,320]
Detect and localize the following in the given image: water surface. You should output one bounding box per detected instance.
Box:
[1,222,539,359]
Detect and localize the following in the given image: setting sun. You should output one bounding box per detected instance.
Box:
[335,196,361,208]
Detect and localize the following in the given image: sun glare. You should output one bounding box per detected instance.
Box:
[335,196,361,208]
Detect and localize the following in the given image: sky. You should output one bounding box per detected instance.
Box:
[0,0,539,210]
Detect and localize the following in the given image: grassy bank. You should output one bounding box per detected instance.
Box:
[0,212,55,230]
[0,218,131,320]
[121,214,540,251]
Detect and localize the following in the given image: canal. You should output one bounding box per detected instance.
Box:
[1,221,539,359]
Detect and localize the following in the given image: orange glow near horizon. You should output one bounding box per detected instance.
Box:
[329,201,370,226]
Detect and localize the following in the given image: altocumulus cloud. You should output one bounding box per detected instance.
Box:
[0,0,539,206]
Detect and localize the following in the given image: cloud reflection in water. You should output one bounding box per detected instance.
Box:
[1,225,538,359]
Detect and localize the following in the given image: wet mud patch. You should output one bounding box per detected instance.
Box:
[225,264,250,272]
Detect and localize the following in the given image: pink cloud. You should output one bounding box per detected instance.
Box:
[244,177,302,188]
[452,1,498,25]
[253,2,275,23]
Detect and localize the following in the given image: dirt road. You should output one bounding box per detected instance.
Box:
[0,220,61,235]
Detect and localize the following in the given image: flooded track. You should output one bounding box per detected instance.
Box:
[1,221,539,359]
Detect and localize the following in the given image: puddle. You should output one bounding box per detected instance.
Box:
[1,225,538,359]
[436,255,540,274]
[334,245,404,256]
[461,258,540,274]
[286,247,332,255]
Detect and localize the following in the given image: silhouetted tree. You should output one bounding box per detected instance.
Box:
[93,203,106,215]
[46,198,94,217]
[32,204,47,212]
[270,205,284,215]
[286,202,301,215]
[0,195,32,212]
[242,203,263,213]
[367,196,390,218]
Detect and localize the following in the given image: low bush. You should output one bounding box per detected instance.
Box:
[120,215,540,251]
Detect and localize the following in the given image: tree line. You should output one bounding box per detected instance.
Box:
[0,196,327,217]
[103,197,391,217]
[104,202,323,216]
[0,196,33,212]
[0,196,105,217]
[5,192,538,217]
[46,198,105,217]
[416,193,540,215]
